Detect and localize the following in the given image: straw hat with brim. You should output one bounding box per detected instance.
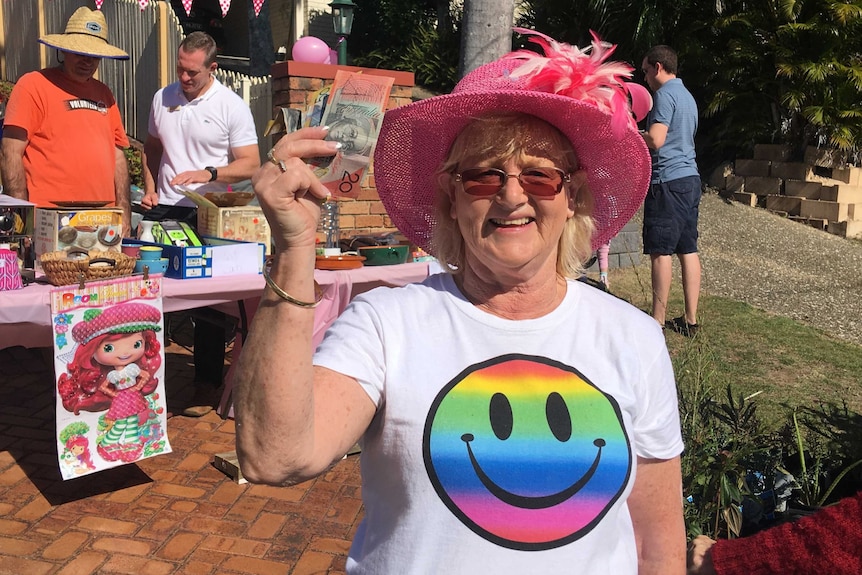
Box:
[39,7,129,60]
[373,29,650,254]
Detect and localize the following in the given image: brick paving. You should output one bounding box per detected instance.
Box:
[0,343,363,575]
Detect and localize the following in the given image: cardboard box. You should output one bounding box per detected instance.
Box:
[34,207,123,259]
[125,237,265,279]
[199,206,271,255]
[179,190,272,254]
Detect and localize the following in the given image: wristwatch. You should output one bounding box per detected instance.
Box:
[205,166,218,182]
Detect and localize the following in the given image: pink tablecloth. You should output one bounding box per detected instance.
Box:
[0,262,433,350]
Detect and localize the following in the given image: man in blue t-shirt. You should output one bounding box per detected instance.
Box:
[641,45,701,337]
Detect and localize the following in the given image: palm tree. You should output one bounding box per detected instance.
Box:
[686,0,862,165]
[773,0,862,154]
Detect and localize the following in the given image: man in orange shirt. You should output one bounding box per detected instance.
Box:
[1,7,131,236]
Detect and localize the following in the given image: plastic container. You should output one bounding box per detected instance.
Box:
[318,201,340,249]
[358,245,410,266]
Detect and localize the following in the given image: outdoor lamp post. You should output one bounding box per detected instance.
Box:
[329,0,356,65]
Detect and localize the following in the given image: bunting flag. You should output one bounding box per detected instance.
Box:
[219,0,232,17]
[90,0,266,18]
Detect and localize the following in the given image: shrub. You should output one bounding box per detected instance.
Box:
[0,80,13,101]
[676,335,862,540]
[676,338,769,538]
[125,140,144,188]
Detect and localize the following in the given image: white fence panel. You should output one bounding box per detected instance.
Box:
[3,0,41,81]
[215,69,273,162]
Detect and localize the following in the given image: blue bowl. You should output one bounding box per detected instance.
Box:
[135,257,169,275]
[138,246,163,260]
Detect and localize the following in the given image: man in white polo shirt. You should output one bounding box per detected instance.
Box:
[141,31,259,221]
[141,31,260,416]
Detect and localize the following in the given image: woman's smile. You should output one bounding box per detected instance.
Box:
[489,217,535,228]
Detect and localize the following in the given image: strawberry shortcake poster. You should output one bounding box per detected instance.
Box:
[50,275,171,479]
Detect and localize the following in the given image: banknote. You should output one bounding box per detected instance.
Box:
[307,70,394,198]
[264,107,302,137]
[304,84,331,128]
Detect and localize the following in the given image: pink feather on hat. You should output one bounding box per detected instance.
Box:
[507,29,635,135]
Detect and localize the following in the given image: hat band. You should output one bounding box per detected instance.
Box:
[64,31,109,44]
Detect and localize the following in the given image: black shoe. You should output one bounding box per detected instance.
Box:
[666,316,699,337]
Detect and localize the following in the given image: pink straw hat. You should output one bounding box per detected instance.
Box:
[373,29,651,253]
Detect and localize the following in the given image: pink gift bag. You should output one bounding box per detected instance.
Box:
[0,244,23,290]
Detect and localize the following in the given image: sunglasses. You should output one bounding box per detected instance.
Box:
[454,167,571,197]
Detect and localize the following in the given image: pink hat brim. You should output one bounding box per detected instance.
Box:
[374,89,651,254]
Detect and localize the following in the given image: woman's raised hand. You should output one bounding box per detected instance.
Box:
[252,127,341,252]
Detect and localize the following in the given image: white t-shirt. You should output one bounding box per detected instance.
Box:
[147,78,258,206]
[314,273,684,574]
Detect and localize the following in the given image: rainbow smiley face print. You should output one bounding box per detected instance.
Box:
[423,354,632,550]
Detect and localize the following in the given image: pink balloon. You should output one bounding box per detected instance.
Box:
[292,36,331,64]
[328,49,338,65]
[626,82,653,122]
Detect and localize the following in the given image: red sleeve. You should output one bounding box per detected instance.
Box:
[711,491,862,575]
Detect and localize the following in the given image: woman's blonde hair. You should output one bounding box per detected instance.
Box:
[432,112,595,279]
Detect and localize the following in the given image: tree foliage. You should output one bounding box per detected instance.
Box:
[351,0,862,167]
[349,0,461,93]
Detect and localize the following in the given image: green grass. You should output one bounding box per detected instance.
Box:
[601,261,862,535]
[605,263,862,429]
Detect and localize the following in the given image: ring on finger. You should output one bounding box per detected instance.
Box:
[267,148,287,173]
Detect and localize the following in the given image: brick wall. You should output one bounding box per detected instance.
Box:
[269,60,414,244]
[714,144,862,239]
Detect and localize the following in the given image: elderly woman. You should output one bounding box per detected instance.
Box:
[235,30,685,574]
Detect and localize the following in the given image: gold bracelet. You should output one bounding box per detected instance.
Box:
[263,266,323,308]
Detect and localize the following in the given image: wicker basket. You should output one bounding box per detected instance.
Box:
[40,249,137,286]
